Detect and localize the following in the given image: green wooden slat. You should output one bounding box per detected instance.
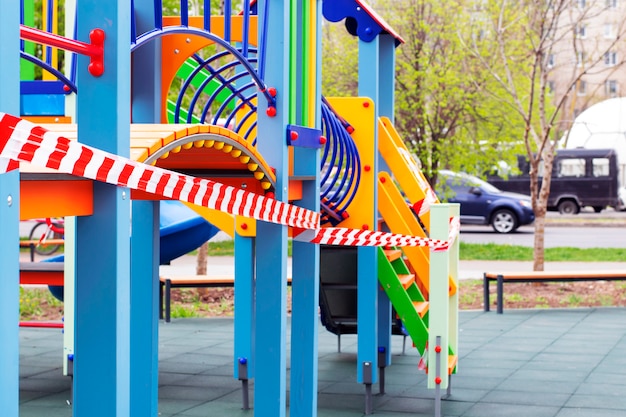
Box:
[166,99,201,124]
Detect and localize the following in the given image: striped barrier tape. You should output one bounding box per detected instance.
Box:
[0,113,459,251]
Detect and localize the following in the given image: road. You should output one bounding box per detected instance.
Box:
[460,208,626,248]
[459,225,626,248]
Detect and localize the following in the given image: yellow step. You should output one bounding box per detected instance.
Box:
[412,301,429,318]
[383,249,403,262]
[447,354,458,374]
[398,273,415,289]
[424,354,458,375]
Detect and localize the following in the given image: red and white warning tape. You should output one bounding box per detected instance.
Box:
[0,113,459,251]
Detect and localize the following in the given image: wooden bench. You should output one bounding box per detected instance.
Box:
[483,270,626,314]
[159,275,292,322]
[159,275,234,322]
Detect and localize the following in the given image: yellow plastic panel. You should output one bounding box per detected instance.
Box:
[325,97,376,230]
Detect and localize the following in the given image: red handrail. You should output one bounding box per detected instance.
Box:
[19,25,105,77]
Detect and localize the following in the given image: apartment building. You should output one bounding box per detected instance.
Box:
[549,0,626,120]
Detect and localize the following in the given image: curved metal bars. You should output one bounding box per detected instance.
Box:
[319,100,361,223]
[19,52,77,93]
[131,26,275,105]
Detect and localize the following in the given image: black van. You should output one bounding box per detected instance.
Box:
[487,148,621,214]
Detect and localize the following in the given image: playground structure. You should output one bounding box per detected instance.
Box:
[0,1,460,417]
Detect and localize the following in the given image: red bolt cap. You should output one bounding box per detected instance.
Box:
[380,176,386,183]
[434,346,442,353]
[435,377,442,384]
[363,101,370,108]
[266,192,275,199]
[241,223,248,230]
[362,224,369,230]
[319,136,327,144]
[63,84,70,92]
[266,106,277,117]
[291,131,298,141]
[268,87,277,97]
[90,29,105,44]
[346,126,355,134]
[364,165,371,172]
[88,61,104,77]
[341,211,349,219]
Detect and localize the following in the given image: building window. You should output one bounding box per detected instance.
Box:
[606,80,619,96]
[604,23,616,39]
[576,0,586,8]
[576,25,587,38]
[547,54,555,68]
[604,51,617,66]
[576,52,586,67]
[576,80,587,96]
[606,0,618,8]
[547,81,555,94]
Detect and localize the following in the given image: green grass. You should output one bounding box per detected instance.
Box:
[202,239,292,257]
[459,242,626,262]
[202,239,626,262]
[20,287,63,320]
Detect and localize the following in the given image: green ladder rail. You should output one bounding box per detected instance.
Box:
[377,247,429,354]
[377,245,458,378]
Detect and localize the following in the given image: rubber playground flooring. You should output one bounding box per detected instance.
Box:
[19,308,626,417]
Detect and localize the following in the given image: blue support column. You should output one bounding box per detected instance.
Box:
[289,2,322,415]
[233,232,255,381]
[74,2,132,416]
[290,179,320,417]
[130,2,161,415]
[130,200,160,416]
[253,1,290,416]
[0,3,21,416]
[357,38,380,390]
[376,34,397,365]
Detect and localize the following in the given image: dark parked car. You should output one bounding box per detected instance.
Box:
[437,170,535,233]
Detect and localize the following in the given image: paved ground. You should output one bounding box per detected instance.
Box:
[18,308,626,416]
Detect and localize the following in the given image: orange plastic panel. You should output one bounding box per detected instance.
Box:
[20,179,93,219]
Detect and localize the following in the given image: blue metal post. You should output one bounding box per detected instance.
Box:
[130,2,161,414]
[376,34,396,366]
[290,178,320,417]
[234,233,255,371]
[0,4,20,416]
[289,2,321,416]
[357,37,380,388]
[74,2,132,416]
[253,1,290,415]
[130,201,159,416]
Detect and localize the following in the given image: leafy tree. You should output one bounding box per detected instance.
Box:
[462,0,626,270]
[322,1,523,187]
[321,21,359,97]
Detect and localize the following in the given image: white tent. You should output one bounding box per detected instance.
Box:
[563,97,626,185]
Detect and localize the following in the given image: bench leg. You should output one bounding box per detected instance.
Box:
[483,273,490,312]
[497,275,504,314]
[159,281,163,320]
[165,279,172,323]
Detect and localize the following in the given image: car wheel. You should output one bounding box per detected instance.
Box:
[557,200,579,215]
[491,209,518,234]
[593,206,604,213]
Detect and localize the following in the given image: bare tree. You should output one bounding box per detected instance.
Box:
[462,0,626,270]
